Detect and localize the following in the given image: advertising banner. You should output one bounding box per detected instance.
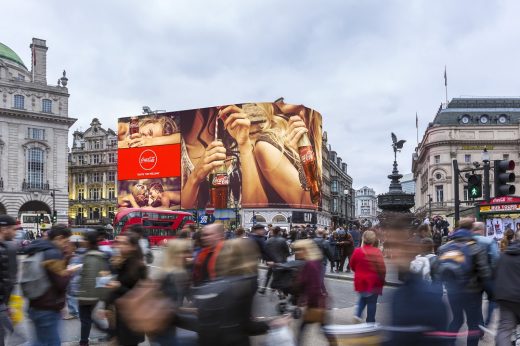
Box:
[117,102,323,211]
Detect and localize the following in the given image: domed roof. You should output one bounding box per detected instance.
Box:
[0,42,27,69]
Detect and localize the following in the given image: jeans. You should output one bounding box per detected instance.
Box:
[484,299,496,326]
[446,290,482,346]
[79,303,96,344]
[356,293,378,323]
[496,302,520,346]
[67,294,79,317]
[28,308,61,346]
[263,267,273,289]
[0,308,13,346]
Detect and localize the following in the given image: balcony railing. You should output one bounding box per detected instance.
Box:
[22,181,49,191]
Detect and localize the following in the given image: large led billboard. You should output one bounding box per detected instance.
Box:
[117,102,322,211]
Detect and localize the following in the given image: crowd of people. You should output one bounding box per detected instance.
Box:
[0,215,519,345]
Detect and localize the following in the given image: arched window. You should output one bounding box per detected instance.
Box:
[27,148,44,189]
[13,95,24,109]
[272,215,287,223]
[42,99,52,113]
[251,215,267,223]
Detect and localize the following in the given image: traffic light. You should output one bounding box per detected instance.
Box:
[52,210,57,224]
[494,160,516,197]
[39,213,44,224]
[467,174,482,199]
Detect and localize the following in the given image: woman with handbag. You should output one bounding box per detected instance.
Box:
[77,230,110,346]
[292,239,328,345]
[104,232,147,346]
[350,230,386,323]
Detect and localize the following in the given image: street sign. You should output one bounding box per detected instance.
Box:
[199,214,215,225]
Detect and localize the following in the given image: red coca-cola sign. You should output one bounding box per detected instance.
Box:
[139,149,158,171]
[299,146,315,164]
[212,173,229,186]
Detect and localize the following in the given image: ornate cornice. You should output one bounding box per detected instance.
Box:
[0,108,76,126]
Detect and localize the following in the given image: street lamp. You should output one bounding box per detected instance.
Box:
[233,201,240,229]
[427,193,432,218]
[482,148,491,202]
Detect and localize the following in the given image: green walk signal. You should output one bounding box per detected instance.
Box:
[467,174,482,199]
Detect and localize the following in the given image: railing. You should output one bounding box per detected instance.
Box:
[22,181,49,191]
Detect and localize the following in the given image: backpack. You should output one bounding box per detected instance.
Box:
[20,251,51,299]
[436,240,475,286]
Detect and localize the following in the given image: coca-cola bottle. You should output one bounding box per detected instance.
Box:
[209,158,229,209]
[298,133,320,204]
[129,116,139,135]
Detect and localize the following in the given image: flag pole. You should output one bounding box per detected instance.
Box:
[416,112,419,145]
[444,65,448,106]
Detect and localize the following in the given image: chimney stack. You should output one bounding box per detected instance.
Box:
[30,38,48,84]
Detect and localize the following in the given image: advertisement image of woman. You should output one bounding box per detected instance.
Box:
[118,115,180,148]
[148,182,181,209]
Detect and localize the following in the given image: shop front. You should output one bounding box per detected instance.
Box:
[478,196,520,241]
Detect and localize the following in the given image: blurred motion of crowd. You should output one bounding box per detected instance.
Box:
[1,212,520,346]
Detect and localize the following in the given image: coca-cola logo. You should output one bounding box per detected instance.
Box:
[299,146,315,164]
[212,173,229,186]
[139,149,158,171]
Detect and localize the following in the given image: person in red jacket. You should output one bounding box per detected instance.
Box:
[350,230,386,323]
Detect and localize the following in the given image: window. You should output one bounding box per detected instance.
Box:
[92,172,102,183]
[435,173,442,180]
[434,155,440,164]
[42,99,52,113]
[272,215,287,223]
[332,198,338,213]
[110,139,117,147]
[108,187,115,199]
[108,153,116,163]
[13,95,24,109]
[27,148,44,189]
[28,128,45,140]
[94,141,101,149]
[78,188,84,200]
[107,171,116,182]
[331,180,338,193]
[77,155,86,165]
[435,185,444,203]
[464,154,471,163]
[92,154,100,164]
[107,206,115,219]
[251,215,267,223]
[17,73,25,81]
[77,173,84,184]
[89,188,100,200]
[463,186,469,201]
[89,207,100,220]
[504,154,510,160]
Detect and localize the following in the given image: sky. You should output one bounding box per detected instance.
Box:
[3,0,520,194]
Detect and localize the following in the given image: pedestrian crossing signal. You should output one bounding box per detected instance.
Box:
[467,174,482,199]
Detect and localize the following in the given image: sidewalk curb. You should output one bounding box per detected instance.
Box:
[259,265,402,288]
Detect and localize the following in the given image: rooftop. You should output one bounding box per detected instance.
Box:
[0,42,27,69]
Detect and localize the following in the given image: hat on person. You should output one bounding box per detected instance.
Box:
[252,224,266,230]
[0,215,17,226]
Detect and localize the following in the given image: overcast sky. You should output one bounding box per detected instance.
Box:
[3,0,520,194]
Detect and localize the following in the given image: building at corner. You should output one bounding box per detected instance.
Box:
[69,118,117,226]
[413,97,520,221]
[355,186,378,225]
[0,38,76,222]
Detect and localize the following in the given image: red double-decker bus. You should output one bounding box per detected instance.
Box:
[113,208,193,246]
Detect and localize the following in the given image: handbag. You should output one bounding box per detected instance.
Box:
[116,280,175,335]
[265,326,296,346]
[303,307,326,323]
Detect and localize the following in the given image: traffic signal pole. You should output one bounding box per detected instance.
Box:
[483,160,490,203]
[453,160,460,224]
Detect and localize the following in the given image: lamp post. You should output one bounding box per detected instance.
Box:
[427,193,432,219]
[482,148,491,203]
[234,201,240,228]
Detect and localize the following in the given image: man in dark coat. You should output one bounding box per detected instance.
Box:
[494,231,520,345]
[260,226,290,294]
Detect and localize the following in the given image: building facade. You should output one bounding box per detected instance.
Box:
[0,38,75,222]
[413,97,520,221]
[355,186,378,225]
[329,146,355,228]
[401,173,415,195]
[69,118,117,226]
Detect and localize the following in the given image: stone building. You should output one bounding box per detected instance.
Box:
[355,186,378,225]
[0,38,75,222]
[69,118,117,226]
[329,147,355,228]
[413,97,520,221]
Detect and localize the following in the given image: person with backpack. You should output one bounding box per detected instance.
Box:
[313,228,332,279]
[22,224,77,346]
[436,218,492,346]
[77,230,110,346]
[472,221,499,327]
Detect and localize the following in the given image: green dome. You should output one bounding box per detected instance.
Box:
[0,42,27,69]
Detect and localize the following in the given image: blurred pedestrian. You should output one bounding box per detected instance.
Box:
[151,239,192,346]
[328,231,341,273]
[494,230,520,346]
[350,230,386,323]
[349,225,361,248]
[500,228,514,252]
[77,230,110,346]
[193,224,225,286]
[0,216,15,346]
[436,218,492,346]
[313,228,332,279]
[249,224,268,261]
[24,224,76,346]
[63,240,82,320]
[129,224,153,264]
[104,232,147,346]
[293,239,328,345]
[260,226,290,294]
